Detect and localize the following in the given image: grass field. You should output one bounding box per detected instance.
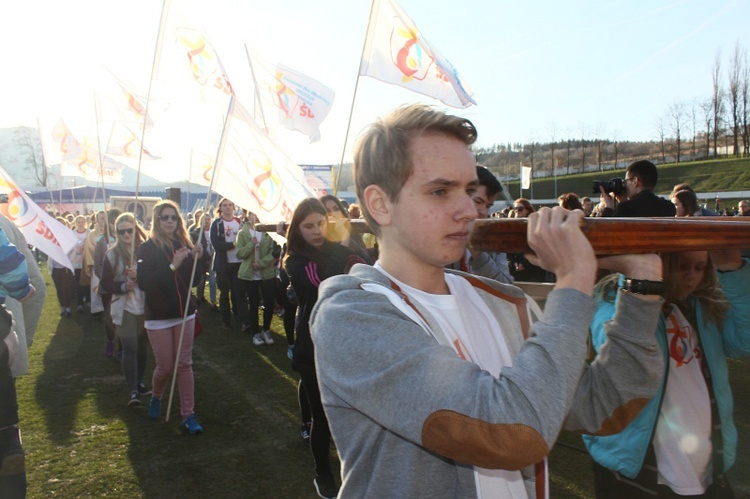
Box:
[15,270,750,498]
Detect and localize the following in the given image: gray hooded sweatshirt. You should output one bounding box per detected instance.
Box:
[311,264,663,498]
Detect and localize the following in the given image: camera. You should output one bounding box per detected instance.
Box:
[592,178,625,196]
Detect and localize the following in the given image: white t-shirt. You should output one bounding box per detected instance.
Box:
[222,218,241,263]
[654,305,712,495]
[375,264,527,499]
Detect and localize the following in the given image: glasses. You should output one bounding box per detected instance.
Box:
[159,214,180,222]
[116,228,133,235]
[513,206,526,211]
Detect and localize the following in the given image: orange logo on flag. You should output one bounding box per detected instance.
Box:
[389,21,434,82]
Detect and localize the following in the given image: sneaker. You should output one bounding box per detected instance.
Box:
[64,307,72,317]
[182,415,203,435]
[148,397,161,419]
[261,329,274,345]
[104,340,114,358]
[313,475,339,499]
[300,422,311,446]
[0,427,25,476]
[252,333,264,346]
[287,344,294,360]
[241,323,253,333]
[76,305,84,313]
[128,391,141,407]
[137,382,152,396]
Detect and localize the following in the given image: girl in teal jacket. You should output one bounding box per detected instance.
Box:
[584,250,750,498]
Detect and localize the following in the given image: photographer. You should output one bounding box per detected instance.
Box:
[598,160,676,217]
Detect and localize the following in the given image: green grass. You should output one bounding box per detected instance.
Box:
[504,157,750,203]
[16,270,750,497]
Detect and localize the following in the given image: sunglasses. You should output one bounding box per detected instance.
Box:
[116,228,133,235]
[513,206,526,211]
[159,214,180,222]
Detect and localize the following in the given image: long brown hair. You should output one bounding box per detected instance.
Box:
[283,198,329,268]
[149,200,192,252]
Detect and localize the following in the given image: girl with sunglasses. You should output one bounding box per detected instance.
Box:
[136,200,204,434]
[100,213,150,407]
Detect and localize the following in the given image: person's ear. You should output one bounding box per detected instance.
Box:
[364,185,392,228]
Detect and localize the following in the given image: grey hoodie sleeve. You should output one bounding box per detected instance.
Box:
[562,290,663,434]
[312,277,599,471]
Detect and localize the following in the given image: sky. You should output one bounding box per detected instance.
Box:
[1,0,749,173]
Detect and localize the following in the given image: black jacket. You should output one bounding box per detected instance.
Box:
[209,216,240,273]
[604,190,676,217]
[137,239,196,321]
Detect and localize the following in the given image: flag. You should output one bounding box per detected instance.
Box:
[247,47,335,142]
[153,0,234,115]
[60,145,125,184]
[360,0,476,108]
[521,165,531,190]
[37,119,123,184]
[213,97,316,223]
[97,69,154,127]
[105,122,159,160]
[0,166,77,270]
[189,149,214,187]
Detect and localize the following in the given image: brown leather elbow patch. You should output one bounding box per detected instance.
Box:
[422,410,549,470]
[578,397,650,436]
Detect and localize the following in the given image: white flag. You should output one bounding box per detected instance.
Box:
[0,166,77,270]
[213,97,316,223]
[247,47,335,142]
[521,165,531,190]
[360,0,476,108]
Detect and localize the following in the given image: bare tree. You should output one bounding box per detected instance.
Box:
[668,100,688,162]
[741,46,750,156]
[547,121,557,175]
[712,50,724,157]
[727,42,743,157]
[579,123,588,172]
[690,98,697,159]
[14,127,47,187]
[655,116,667,163]
[700,99,713,159]
[565,127,573,175]
[594,124,605,171]
[611,129,621,169]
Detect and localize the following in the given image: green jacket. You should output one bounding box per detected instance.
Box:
[235,224,275,281]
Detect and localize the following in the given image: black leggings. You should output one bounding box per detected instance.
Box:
[298,365,333,480]
[241,278,276,333]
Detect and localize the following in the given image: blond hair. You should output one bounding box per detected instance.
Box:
[353,104,477,235]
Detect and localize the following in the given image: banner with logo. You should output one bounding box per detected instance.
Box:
[0,166,76,269]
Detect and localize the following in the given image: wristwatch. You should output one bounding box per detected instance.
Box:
[622,278,665,296]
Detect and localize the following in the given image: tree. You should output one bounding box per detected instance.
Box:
[565,127,573,175]
[14,127,47,187]
[727,42,743,157]
[611,129,621,169]
[668,100,688,163]
[690,98,697,159]
[594,124,605,171]
[579,123,588,172]
[712,50,724,157]
[655,116,667,163]
[699,99,713,159]
[741,46,750,156]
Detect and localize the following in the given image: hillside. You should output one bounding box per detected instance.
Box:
[501,158,750,205]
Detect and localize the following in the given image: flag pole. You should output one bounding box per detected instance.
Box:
[333,0,378,196]
[244,45,268,132]
[94,94,110,240]
[164,95,233,422]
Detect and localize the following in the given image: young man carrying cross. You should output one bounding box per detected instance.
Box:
[310,104,666,498]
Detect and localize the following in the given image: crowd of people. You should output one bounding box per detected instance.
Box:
[2,105,750,499]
